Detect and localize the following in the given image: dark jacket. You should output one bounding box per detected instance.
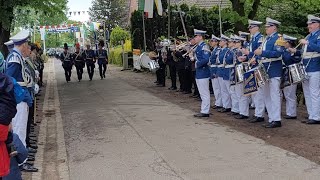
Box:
[0,73,17,126]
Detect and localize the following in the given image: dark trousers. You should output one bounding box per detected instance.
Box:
[86,63,95,80]
[63,66,72,82]
[75,65,84,81]
[158,67,166,86]
[39,68,44,86]
[26,101,34,147]
[192,71,199,95]
[177,69,185,90]
[99,63,107,78]
[184,69,192,93]
[169,65,177,88]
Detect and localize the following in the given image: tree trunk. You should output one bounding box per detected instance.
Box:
[230,0,246,32]
[0,4,14,57]
[248,0,261,20]
[0,24,11,57]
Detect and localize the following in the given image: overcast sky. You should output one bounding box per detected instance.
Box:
[67,0,93,22]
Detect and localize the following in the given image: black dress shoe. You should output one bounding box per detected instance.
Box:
[212,105,222,109]
[191,94,199,98]
[194,113,210,118]
[220,108,231,113]
[28,147,37,153]
[176,89,184,92]
[156,84,165,87]
[20,163,38,172]
[264,121,282,128]
[30,140,37,144]
[284,115,297,119]
[183,91,192,94]
[305,119,320,124]
[231,112,239,116]
[28,144,38,149]
[235,114,249,119]
[249,117,264,123]
[27,156,35,161]
[154,81,159,84]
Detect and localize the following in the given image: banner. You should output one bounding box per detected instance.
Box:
[40,28,46,40]
[144,0,154,18]
[155,0,163,16]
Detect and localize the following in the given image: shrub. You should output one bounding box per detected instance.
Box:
[110,26,130,46]
[109,40,132,66]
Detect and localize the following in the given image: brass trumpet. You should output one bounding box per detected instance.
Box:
[182,44,198,59]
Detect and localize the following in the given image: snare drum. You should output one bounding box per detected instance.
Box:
[288,63,307,84]
[253,64,269,87]
[148,60,160,73]
[243,70,258,96]
[235,64,245,84]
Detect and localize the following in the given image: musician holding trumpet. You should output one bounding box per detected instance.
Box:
[193,29,211,118]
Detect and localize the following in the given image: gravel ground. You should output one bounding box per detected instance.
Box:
[109,65,320,165]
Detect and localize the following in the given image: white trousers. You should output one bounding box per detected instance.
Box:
[218,77,231,109]
[211,78,222,107]
[196,78,210,114]
[262,78,281,122]
[12,102,29,147]
[302,71,320,121]
[283,84,297,117]
[236,83,249,116]
[252,87,265,118]
[230,85,239,113]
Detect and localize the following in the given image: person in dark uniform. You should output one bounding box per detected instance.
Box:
[166,46,177,90]
[96,40,108,80]
[174,37,187,92]
[60,43,73,82]
[83,43,96,81]
[157,47,166,87]
[72,43,85,82]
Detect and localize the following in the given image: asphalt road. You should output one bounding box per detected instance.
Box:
[51,58,320,180]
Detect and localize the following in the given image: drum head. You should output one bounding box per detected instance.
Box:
[140,52,152,69]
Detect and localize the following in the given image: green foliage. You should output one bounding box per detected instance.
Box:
[109,40,132,66]
[110,26,130,46]
[89,0,128,30]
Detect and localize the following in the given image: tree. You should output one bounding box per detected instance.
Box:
[110,26,130,46]
[0,0,67,56]
[89,0,128,31]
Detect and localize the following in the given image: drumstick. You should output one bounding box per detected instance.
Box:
[295,42,302,49]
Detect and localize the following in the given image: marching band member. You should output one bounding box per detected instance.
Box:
[241,19,265,123]
[217,34,231,113]
[96,40,108,80]
[193,29,211,118]
[72,43,85,82]
[60,43,73,82]
[299,15,320,124]
[209,35,222,109]
[5,30,33,147]
[1,41,14,73]
[239,31,250,48]
[282,34,301,119]
[226,35,239,115]
[83,43,96,81]
[253,17,284,128]
[234,35,250,119]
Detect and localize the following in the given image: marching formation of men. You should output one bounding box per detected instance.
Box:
[1,30,45,179]
[153,14,320,128]
[59,40,109,82]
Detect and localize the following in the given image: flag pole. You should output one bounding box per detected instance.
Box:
[142,12,147,52]
[168,0,171,39]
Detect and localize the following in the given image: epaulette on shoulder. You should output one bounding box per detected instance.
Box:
[202,44,211,52]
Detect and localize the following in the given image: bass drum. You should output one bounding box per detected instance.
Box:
[140,52,152,69]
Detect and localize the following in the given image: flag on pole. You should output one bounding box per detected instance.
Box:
[155,0,163,16]
[138,0,145,11]
[144,0,154,18]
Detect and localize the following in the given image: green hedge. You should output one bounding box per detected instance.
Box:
[109,47,123,66]
[109,40,132,66]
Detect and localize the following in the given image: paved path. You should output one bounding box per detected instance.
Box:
[46,58,320,180]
